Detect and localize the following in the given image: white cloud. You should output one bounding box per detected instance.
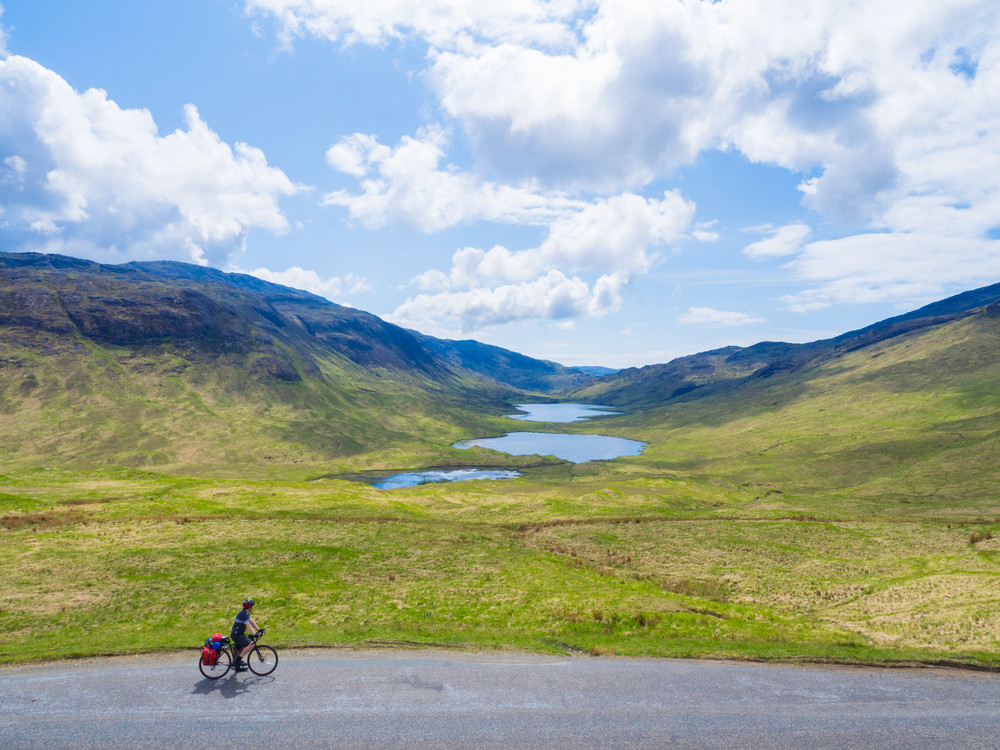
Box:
[245,0,591,49]
[325,132,386,178]
[278,1,1000,222]
[243,265,371,301]
[744,224,812,259]
[394,190,694,330]
[322,128,587,231]
[256,0,1000,318]
[680,307,765,327]
[322,121,697,330]
[782,233,1000,312]
[424,190,691,285]
[412,267,451,291]
[540,191,693,274]
[2,154,27,186]
[0,55,298,266]
[423,2,850,190]
[390,270,626,332]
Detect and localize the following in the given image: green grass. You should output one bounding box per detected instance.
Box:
[1,464,998,667]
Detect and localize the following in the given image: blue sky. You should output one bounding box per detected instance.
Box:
[1,1,998,367]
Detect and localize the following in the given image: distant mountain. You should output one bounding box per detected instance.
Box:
[410,334,593,394]
[569,365,620,377]
[0,252,593,471]
[571,282,1000,408]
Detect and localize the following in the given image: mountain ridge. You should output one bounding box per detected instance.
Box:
[571,282,1000,408]
[0,251,590,393]
[6,252,999,409]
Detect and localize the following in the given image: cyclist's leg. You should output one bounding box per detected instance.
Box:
[239,631,260,659]
[232,634,252,665]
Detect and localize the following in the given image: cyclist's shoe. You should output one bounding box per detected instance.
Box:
[233,659,248,672]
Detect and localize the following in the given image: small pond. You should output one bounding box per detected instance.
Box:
[506,403,622,423]
[454,431,645,464]
[454,402,645,464]
[369,468,522,490]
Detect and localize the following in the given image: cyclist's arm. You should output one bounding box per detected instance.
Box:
[247,616,260,634]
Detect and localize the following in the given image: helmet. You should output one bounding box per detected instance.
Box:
[243,598,255,609]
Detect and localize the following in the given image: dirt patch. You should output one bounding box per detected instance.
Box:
[0,510,86,530]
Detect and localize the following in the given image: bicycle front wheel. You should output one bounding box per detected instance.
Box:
[247,645,278,675]
[198,648,231,679]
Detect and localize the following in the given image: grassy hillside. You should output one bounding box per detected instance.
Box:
[0,337,515,476]
[0,252,567,474]
[597,306,1000,514]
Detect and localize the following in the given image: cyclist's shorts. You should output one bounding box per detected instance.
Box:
[232,633,251,649]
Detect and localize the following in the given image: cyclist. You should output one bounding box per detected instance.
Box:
[231,598,259,672]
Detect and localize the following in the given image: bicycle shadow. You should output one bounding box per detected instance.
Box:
[191,672,277,698]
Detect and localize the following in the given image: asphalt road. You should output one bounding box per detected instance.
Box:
[3,649,1000,749]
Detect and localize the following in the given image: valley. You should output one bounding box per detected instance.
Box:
[1,253,999,669]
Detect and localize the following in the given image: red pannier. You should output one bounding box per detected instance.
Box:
[202,644,218,665]
[202,633,223,665]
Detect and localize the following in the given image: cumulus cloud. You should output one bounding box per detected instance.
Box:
[244,265,371,301]
[322,119,696,331]
[541,191,693,273]
[421,2,874,191]
[390,270,626,332]
[692,227,720,242]
[322,128,587,231]
[420,190,692,285]
[0,55,298,266]
[284,5,995,196]
[391,190,694,331]
[680,307,765,327]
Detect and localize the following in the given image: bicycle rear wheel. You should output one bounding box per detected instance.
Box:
[198,648,231,679]
[247,645,278,675]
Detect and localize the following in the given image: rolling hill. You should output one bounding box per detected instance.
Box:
[572,285,1000,515]
[571,283,1000,409]
[0,252,593,474]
